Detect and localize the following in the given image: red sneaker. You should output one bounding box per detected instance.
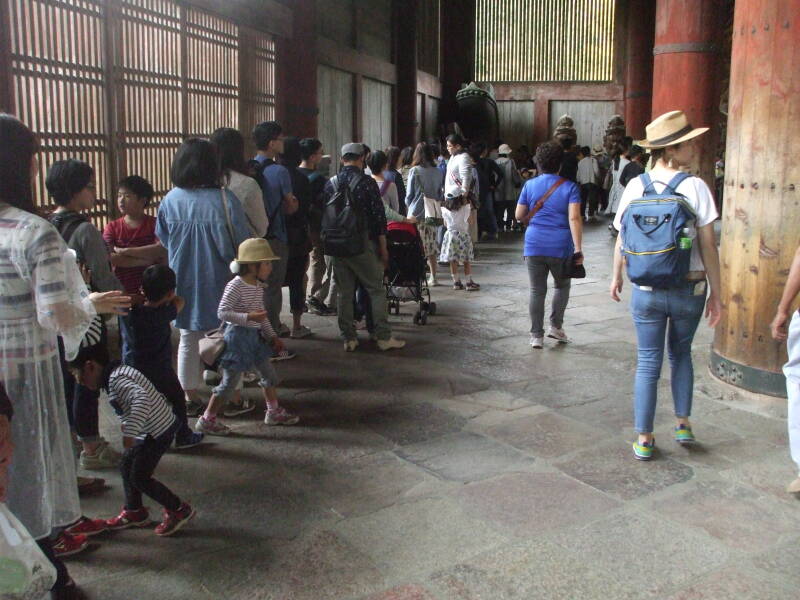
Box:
[52,531,89,558]
[66,516,108,537]
[105,507,150,530]
[155,502,195,537]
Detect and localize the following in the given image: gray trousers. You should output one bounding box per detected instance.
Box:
[332,241,391,342]
[526,255,571,337]
[264,238,288,332]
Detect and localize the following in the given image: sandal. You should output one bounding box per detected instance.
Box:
[466,281,480,291]
[453,280,464,290]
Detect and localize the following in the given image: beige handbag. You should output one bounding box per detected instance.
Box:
[198,326,226,369]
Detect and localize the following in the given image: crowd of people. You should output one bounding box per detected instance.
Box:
[1,107,799,600]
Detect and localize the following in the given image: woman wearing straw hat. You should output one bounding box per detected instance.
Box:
[609,110,722,461]
[195,238,299,436]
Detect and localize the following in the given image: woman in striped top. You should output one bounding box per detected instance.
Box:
[196,238,300,436]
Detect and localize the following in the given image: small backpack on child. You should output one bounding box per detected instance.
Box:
[320,173,366,257]
[620,172,696,288]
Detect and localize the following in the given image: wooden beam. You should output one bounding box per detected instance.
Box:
[0,0,13,113]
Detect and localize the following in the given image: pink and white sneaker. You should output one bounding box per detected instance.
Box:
[195,416,231,436]
[264,407,299,426]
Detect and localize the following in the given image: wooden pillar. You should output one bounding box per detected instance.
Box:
[623,0,655,140]
[439,0,476,128]
[275,0,317,137]
[652,0,719,186]
[0,0,14,114]
[710,1,800,397]
[394,0,418,147]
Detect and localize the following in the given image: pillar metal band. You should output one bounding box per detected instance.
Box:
[710,349,787,398]
[653,42,717,56]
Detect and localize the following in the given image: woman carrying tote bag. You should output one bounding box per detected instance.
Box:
[156,138,250,425]
[405,142,445,286]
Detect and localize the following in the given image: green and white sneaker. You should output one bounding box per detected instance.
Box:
[674,424,696,445]
[632,438,655,461]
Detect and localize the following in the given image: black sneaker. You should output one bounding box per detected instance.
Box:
[307,297,325,314]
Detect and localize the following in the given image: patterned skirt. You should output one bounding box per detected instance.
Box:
[440,229,474,264]
[417,222,440,258]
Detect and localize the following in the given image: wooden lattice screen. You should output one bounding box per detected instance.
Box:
[4,0,276,225]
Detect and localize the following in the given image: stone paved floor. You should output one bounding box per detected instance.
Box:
[77,220,799,599]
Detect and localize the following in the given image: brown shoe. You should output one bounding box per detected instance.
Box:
[787,477,800,494]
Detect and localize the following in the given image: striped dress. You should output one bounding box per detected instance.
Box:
[0,202,97,539]
[106,364,176,439]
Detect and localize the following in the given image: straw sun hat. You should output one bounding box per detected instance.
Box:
[636,110,708,149]
[236,238,278,263]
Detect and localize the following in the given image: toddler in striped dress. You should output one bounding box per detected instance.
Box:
[69,343,195,537]
[195,238,299,436]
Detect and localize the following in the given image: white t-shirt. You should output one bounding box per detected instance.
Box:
[614,172,718,272]
[442,203,471,234]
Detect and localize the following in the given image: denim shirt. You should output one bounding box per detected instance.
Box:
[156,187,249,331]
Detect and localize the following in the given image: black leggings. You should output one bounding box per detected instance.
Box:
[121,424,181,512]
[59,336,102,442]
[284,253,310,313]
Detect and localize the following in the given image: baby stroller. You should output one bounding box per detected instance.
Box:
[385,222,436,325]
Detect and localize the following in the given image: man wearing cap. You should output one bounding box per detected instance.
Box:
[322,143,405,352]
[494,143,522,232]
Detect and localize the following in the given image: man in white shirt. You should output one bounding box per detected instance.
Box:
[576,146,601,222]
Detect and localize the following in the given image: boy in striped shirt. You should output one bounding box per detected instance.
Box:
[69,343,195,537]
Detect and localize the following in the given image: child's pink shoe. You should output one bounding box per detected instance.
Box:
[264,407,299,426]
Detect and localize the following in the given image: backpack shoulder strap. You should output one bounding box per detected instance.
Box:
[52,213,88,245]
[665,172,691,195]
[348,172,364,193]
[639,172,655,195]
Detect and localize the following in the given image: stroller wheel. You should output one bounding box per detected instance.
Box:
[413,311,422,325]
[420,313,428,325]
[429,302,437,316]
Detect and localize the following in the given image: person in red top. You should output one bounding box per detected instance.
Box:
[103,176,166,295]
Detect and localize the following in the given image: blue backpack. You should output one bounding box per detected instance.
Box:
[620,172,696,288]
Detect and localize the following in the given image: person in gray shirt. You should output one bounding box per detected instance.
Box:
[405,142,445,286]
[47,159,124,471]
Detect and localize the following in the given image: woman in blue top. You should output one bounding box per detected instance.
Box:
[515,141,583,348]
[156,138,249,412]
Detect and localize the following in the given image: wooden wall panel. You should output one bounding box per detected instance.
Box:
[9,0,112,226]
[424,95,439,142]
[416,0,439,76]
[548,100,616,149]
[361,76,392,152]
[6,0,276,220]
[357,0,392,62]
[497,100,535,153]
[475,0,616,82]
[317,64,353,174]
[316,0,353,47]
[119,0,183,210]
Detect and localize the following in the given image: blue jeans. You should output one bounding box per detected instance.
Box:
[631,283,706,433]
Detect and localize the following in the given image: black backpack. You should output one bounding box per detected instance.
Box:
[320,173,366,257]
